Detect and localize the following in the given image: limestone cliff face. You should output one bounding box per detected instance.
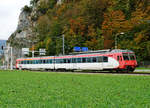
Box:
[8,0,42,48]
[8,10,35,48]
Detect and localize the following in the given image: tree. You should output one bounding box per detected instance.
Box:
[102,10,131,49]
[36,15,51,41]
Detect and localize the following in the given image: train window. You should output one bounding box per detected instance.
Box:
[77,58,82,63]
[130,54,135,60]
[117,56,120,61]
[35,60,38,64]
[60,59,63,63]
[45,60,48,64]
[97,56,103,62]
[36,60,39,64]
[82,58,86,63]
[48,59,52,64]
[87,58,91,63]
[57,59,63,63]
[56,59,59,63]
[72,58,76,63]
[66,59,71,63]
[64,59,67,63]
[43,60,46,64]
[92,57,97,62]
[103,57,108,62]
[32,61,34,64]
[123,53,129,60]
[27,61,29,64]
[39,60,42,64]
[30,60,33,64]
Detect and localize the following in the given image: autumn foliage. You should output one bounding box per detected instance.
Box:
[30,0,150,61]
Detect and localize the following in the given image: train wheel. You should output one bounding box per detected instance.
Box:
[126,66,134,73]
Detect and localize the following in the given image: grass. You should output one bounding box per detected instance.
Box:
[0,70,150,108]
[136,67,150,70]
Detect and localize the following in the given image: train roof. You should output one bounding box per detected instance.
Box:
[17,49,134,60]
[70,49,134,55]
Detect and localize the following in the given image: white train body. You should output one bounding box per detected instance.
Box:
[16,49,137,71]
[16,51,120,71]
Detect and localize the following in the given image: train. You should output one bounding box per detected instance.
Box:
[16,49,138,72]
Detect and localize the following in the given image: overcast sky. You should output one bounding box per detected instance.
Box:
[0,0,30,40]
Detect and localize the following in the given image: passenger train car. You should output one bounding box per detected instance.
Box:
[16,49,138,72]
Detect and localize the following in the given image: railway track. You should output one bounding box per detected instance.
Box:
[84,72,150,76]
[68,71,150,76]
[31,69,150,76]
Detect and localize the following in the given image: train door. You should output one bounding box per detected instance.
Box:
[117,55,123,68]
[72,58,77,69]
[97,56,103,70]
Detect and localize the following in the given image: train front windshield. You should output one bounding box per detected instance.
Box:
[123,53,136,60]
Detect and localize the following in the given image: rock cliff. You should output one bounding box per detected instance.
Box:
[8,8,37,48]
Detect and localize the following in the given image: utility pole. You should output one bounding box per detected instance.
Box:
[115,32,124,49]
[32,50,34,57]
[3,46,13,70]
[10,47,13,70]
[62,34,65,55]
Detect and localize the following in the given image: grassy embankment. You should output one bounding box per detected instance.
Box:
[0,70,150,108]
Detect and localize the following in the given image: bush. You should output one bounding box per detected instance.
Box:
[22,5,32,13]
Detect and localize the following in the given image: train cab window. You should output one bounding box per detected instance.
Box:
[123,53,129,60]
[130,54,135,60]
[103,56,108,62]
[117,56,122,61]
[92,57,97,63]
[77,58,82,63]
[117,56,119,61]
[97,56,103,62]
[82,58,86,63]
[87,58,91,63]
